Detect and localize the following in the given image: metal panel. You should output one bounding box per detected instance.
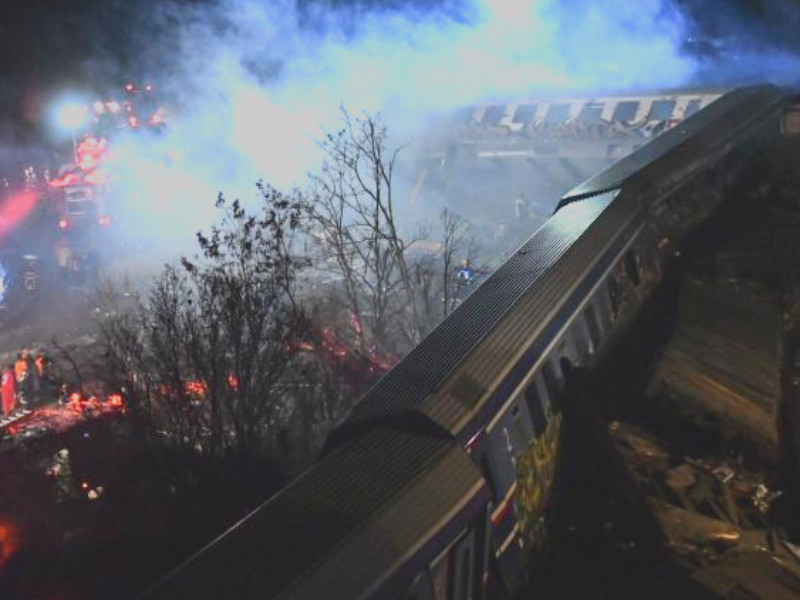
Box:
[138,429,457,600]
[280,446,488,600]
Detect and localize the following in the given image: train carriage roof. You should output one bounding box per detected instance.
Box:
[138,429,486,600]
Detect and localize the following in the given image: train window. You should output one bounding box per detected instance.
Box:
[404,571,436,600]
[624,249,640,286]
[513,104,538,125]
[607,276,621,318]
[460,547,472,600]
[542,359,562,408]
[524,379,547,437]
[648,100,676,121]
[544,103,570,123]
[685,99,702,118]
[510,405,531,456]
[487,428,517,499]
[482,105,506,126]
[577,102,603,122]
[452,531,476,600]
[612,101,638,123]
[430,551,450,600]
[456,106,476,125]
[584,302,602,351]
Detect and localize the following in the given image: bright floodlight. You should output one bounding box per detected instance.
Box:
[58,103,86,130]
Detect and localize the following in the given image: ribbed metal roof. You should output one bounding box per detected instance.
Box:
[138,429,461,600]
[339,188,626,438]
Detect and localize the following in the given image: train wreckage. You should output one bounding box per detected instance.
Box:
[136,85,800,600]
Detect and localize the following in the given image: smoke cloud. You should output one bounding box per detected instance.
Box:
[47,0,800,246]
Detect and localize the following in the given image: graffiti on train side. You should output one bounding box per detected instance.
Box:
[515,411,562,554]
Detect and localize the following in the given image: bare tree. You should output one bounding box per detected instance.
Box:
[305,108,418,356]
[99,183,310,460]
[407,209,478,340]
[304,109,484,358]
[439,208,471,319]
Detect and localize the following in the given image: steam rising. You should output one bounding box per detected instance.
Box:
[63,0,800,245]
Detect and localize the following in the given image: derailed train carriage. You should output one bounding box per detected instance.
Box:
[138,85,798,600]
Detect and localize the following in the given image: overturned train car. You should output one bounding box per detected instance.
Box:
[137,85,798,600]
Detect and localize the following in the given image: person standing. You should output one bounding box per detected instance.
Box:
[14,351,29,408]
[1,365,15,416]
[514,191,528,220]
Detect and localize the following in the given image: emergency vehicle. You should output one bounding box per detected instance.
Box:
[48,83,167,233]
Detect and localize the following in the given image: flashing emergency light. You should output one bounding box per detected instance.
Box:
[57,218,70,230]
[56,103,87,130]
[85,172,107,185]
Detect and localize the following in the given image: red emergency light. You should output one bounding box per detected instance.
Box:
[50,173,78,188]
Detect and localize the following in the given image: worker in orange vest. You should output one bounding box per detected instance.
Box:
[1,365,15,416]
[14,351,30,407]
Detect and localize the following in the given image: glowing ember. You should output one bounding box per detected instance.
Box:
[0,520,18,568]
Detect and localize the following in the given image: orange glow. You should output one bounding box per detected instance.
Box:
[0,520,18,568]
[108,394,123,407]
[185,380,207,396]
[227,374,239,390]
[84,171,107,185]
[49,173,78,188]
[0,191,37,245]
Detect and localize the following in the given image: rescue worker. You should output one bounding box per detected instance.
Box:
[457,259,474,284]
[58,384,70,406]
[514,191,528,220]
[55,240,72,282]
[14,351,29,408]
[34,351,46,379]
[1,364,15,416]
[32,350,48,405]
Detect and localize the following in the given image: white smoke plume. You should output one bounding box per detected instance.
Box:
[79,0,796,246]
